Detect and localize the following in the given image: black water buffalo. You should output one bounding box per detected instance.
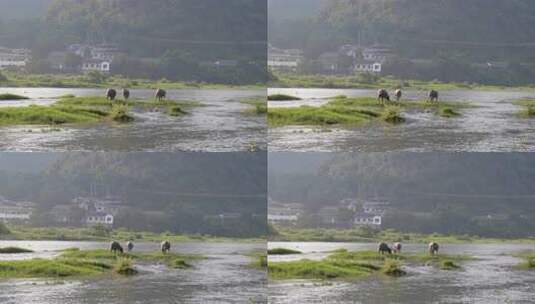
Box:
[161,240,171,253]
[106,88,117,101]
[126,241,134,252]
[377,89,390,104]
[428,90,439,102]
[110,241,123,254]
[392,242,402,253]
[395,89,402,102]
[123,88,130,101]
[428,242,439,255]
[155,88,166,101]
[378,242,392,254]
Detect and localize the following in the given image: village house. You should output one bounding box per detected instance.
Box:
[0,47,31,70]
[353,61,382,73]
[85,212,114,227]
[0,196,34,222]
[66,43,121,73]
[268,45,304,72]
[354,213,382,227]
[82,59,111,73]
[267,199,303,225]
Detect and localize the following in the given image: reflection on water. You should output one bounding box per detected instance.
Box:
[0,88,266,152]
[268,88,535,152]
[0,240,266,304]
[268,242,535,304]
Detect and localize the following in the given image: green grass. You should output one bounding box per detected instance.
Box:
[113,258,137,275]
[168,106,188,116]
[513,251,535,269]
[439,107,461,117]
[269,226,535,244]
[0,247,34,254]
[3,225,265,243]
[268,94,301,101]
[0,105,109,125]
[241,96,267,115]
[0,93,29,100]
[268,249,471,280]
[268,96,473,127]
[513,99,535,118]
[0,258,112,278]
[269,72,528,91]
[268,248,302,255]
[109,105,135,122]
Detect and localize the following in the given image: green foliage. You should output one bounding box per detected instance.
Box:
[0,247,33,254]
[109,105,134,123]
[268,94,301,101]
[440,260,460,270]
[0,94,30,100]
[241,96,267,115]
[168,106,187,117]
[439,107,461,118]
[0,105,108,125]
[0,222,11,235]
[0,258,111,278]
[268,105,379,127]
[0,72,8,82]
[268,248,302,255]
[113,258,137,275]
[380,259,406,276]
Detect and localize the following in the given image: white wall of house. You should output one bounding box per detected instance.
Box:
[86,214,114,225]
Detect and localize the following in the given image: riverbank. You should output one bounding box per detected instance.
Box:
[269,226,535,244]
[270,72,534,91]
[268,248,471,280]
[0,72,264,90]
[268,95,472,127]
[1,225,265,243]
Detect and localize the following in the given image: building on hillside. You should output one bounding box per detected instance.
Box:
[82,59,111,73]
[354,213,382,227]
[268,199,303,225]
[354,60,382,73]
[72,196,122,216]
[362,201,389,216]
[362,44,392,63]
[85,212,114,226]
[268,45,304,72]
[0,47,31,70]
[0,196,34,222]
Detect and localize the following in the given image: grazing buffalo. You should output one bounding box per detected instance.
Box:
[126,241,134,252]
[428,242,439,255]
[395,89,402,102]
[123,88,130,101]
[428,90,439,103]
[106,88,117,101]
[377,89,390,104]
[392,242,402,253]
[110,241,123,254]
[378,242,392,255]
[161,240,171,253]
[155,88,166,101]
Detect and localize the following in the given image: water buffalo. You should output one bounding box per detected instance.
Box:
[123,89,130,101]
[155,89,166,101]
[378,242,392,255]
[395,89,402,102]
[377,89,390,104]
[126,241,134,252]
[161,240,171,253]
[106,88,117,101]
[110,241,123,254]
[428,90,439,103]
[428,242,439,255]
[392,242,402,253]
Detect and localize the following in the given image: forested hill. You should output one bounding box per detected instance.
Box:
[0,153,267,237]
[0,0,53,19]
[269,153,535,237]
[271,0,535,60]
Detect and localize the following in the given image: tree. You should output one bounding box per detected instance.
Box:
[64,52,83,70]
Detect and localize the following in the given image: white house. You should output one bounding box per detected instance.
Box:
[86,212,114,226]
[362,45,392,63]
[82,59,111,73]
[0,196,34,221]
[354,214,382,226]
[363,201,389,215]
[268,45,304,72]
[354,61,382,73]
[0,47,31,70]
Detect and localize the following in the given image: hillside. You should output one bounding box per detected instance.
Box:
[268,153,535,237]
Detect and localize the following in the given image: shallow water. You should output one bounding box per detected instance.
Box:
[268,88,535,152]
[0,88,266,152]
[0,240,266,304]
[268,242,535,304]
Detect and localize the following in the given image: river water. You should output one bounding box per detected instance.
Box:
[268,88,535,152]
[268,242,535,304]
[0,88,266,152]
[0,240,266,304]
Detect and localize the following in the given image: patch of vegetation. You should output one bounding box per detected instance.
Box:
[268,105,379,127]
[513,251,535,269]
[113,258,138,275]
[439,107,461,118]
[0,105,108,125]
[109,105,134,122]
[268,258,379,280]
[268,94,301,101]
[0,247,34,254]
[380,106,405,123]
[0,258,111,278]
[268,248,302,255]
[241,96,267,115]
[513,99,535,118]
[0,93,29,100]
[168,106,188,116]
[440,259,461,270]
[380,259,406,276]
